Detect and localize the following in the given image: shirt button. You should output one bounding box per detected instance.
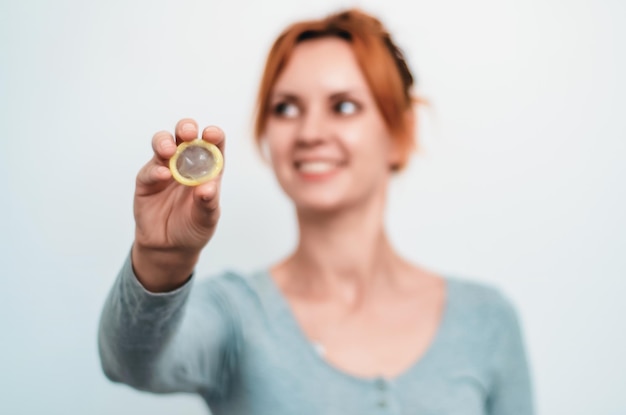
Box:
[378,399,388,408]
[375,378,387,390]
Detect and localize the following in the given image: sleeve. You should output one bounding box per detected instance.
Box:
[97,253,240,400]
[486,294,535,415]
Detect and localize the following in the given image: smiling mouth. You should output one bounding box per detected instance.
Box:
[295,161,343,174]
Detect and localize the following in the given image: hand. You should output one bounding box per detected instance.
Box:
[131,119,225,291]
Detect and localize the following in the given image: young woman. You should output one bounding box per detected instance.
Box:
[99,9,533,415]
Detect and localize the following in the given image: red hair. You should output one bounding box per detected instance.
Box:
[253,8,419,170]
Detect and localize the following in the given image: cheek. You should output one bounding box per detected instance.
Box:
[340,121,393,171]
[264,123,292,161]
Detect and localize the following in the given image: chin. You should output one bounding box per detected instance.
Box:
[290,193,350,216]
[294,189,378,218]
[294,197,343,212]
[277,174,348,212]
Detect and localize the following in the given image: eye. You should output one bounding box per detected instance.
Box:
[333,100,359,116]
[272,101,300,118]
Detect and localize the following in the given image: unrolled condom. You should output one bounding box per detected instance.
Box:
[169,140,224,186]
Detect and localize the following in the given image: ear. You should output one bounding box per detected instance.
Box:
[388,136,402,171]
[257,135,272,165]
[388,109,416,171]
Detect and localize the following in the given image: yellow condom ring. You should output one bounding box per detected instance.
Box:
[169,140,224,186]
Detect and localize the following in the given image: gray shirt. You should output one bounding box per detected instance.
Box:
[98,254,534,414]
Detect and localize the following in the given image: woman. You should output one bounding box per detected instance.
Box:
[99,8,533,415]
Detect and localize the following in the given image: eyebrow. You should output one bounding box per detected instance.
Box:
[270,90,361,102]
[328,91,358,101]
[270,92,300,102]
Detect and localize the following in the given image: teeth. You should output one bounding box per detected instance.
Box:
[297,161,337,173]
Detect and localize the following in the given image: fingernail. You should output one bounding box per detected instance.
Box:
[182,123,195,132]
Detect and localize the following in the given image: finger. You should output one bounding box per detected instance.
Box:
[151,130,177,162]
[201,125,226,156]
[192,180,221,227]
[137,160,172,188]
[175,118,199,144]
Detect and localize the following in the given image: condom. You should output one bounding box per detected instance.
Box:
[169,140,224,186]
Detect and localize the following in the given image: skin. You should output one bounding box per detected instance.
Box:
[265,38,445,378]
[132,37,445,379]
[132,122,225,292]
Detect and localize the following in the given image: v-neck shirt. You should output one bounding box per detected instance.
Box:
[98,254,534,415]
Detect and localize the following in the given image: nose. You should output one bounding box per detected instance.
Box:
[296,106,328,146]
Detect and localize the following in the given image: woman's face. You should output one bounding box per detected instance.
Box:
[264,37,399,213]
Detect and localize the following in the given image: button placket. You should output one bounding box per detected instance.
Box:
[373,377,390,411]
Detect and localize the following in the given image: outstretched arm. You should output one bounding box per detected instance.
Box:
[98,254,239,399]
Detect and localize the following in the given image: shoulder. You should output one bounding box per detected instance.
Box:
[447,277,516,311]
[189,268,273,312]
[192,268,261,299]
[445,276,521,332]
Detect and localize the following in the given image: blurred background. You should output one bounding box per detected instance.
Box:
[1,0,624,413]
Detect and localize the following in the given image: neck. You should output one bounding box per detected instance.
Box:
[278,190,405,303]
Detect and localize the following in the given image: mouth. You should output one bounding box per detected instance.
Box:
[294,159,345,182]
[295,160,341,173]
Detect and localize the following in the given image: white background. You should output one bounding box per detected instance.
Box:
[1,0,625,414]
